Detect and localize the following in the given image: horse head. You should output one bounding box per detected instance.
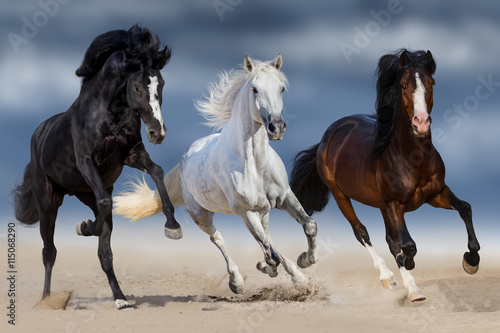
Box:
[125,63,167,145]
[244,54,287,141]
[398,50,436,137]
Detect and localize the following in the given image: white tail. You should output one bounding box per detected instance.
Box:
[113,164,183,221]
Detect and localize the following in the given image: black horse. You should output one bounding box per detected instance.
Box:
[13,25,182,309]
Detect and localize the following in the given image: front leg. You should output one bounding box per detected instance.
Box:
[125,142,182,239]
[277,190,318,268]
[75,155,111,237]
[427,185,480,274]
[383,203,425,302]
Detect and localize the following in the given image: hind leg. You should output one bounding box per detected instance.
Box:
[277,191,318,269]
[184,196,244,294]
[30,170,64,299]
[76,191,131,309]
[243,211,307,288]
[39,208,60,299]
[427,186,480,274]
[31,165,64,298]
[332,190,396,289]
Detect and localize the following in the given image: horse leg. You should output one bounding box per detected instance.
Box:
[75,156,112,237]
[332,190,396,289]
[255,213,278,278]
[277,191,318,269]
[382,207,425,302]
[184,196,243,294]
[76,191,131,309]
[427,185,480,274]
[31,170,63,298]
[125,142,181,239]
[243,211,307,288]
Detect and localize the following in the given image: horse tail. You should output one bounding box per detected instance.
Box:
[290,143,330,216]
[113,164,184,221]
[13,163,39,225]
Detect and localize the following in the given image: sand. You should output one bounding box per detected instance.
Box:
[2,220,499,333]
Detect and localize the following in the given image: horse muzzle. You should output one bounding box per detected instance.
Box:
[266,119,286,141]
[147,124,166,145]
[411,114,431,137]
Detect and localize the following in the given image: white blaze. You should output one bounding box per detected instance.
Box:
[412,72,428,117]
[147,76,165,134]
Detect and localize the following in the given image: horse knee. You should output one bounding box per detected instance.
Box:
[402,241,417,258]
[98,198,112,214]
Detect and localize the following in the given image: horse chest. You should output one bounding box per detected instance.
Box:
[228,170,274,211]
[401,173,445,210]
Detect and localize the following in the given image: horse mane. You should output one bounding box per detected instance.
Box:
[372,49,436,156]
[195,60,288,131]
[75,24,172,85]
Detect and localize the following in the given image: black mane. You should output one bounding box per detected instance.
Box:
[372,49,436,156]
[75,24,172,85]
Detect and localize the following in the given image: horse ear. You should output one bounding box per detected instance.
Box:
[244,56,254,73]
[425,50,433,62]
[399,50,409,67]
[425,50,436,74]
[273,54,283,70]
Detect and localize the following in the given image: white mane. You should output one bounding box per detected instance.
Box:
[195,60,288,130]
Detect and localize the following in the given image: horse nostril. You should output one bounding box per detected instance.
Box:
[149,130,156,139]
[283,122,287,131]
[268,122,276,133]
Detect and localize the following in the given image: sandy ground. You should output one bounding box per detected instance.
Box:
[2,220,499,333]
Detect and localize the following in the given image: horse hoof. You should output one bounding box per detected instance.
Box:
[256,261,278,278]
[115,299,133,310]
[292,273,308,292]
[229,274,244,294]
[408,290,426,302]
[164,226,183,240]
[76,219,91,236]
[380,276,397,289]
[462,257,479,275]
[297,252,313,269]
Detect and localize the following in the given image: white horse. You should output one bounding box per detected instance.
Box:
[114,55,318,293]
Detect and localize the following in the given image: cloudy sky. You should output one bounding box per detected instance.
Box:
[0,0,499,255]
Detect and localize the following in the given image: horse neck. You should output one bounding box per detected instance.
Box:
[80,63,128,111]
[219,88,270,166]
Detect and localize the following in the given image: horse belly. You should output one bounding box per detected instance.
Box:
[326,127,383,208]
[181,135,235,215]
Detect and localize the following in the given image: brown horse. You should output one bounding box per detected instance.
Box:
[290,49,480,302]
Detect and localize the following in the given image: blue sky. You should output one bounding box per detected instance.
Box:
[0,0,499,256]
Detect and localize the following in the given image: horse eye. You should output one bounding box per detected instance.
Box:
[281,87,285,93]
[401,83,407,89]
[135,87,141,93]
[252,87,258,94]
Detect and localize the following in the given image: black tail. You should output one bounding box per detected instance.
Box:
[290,143,330,216]
[13,163,39,225]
